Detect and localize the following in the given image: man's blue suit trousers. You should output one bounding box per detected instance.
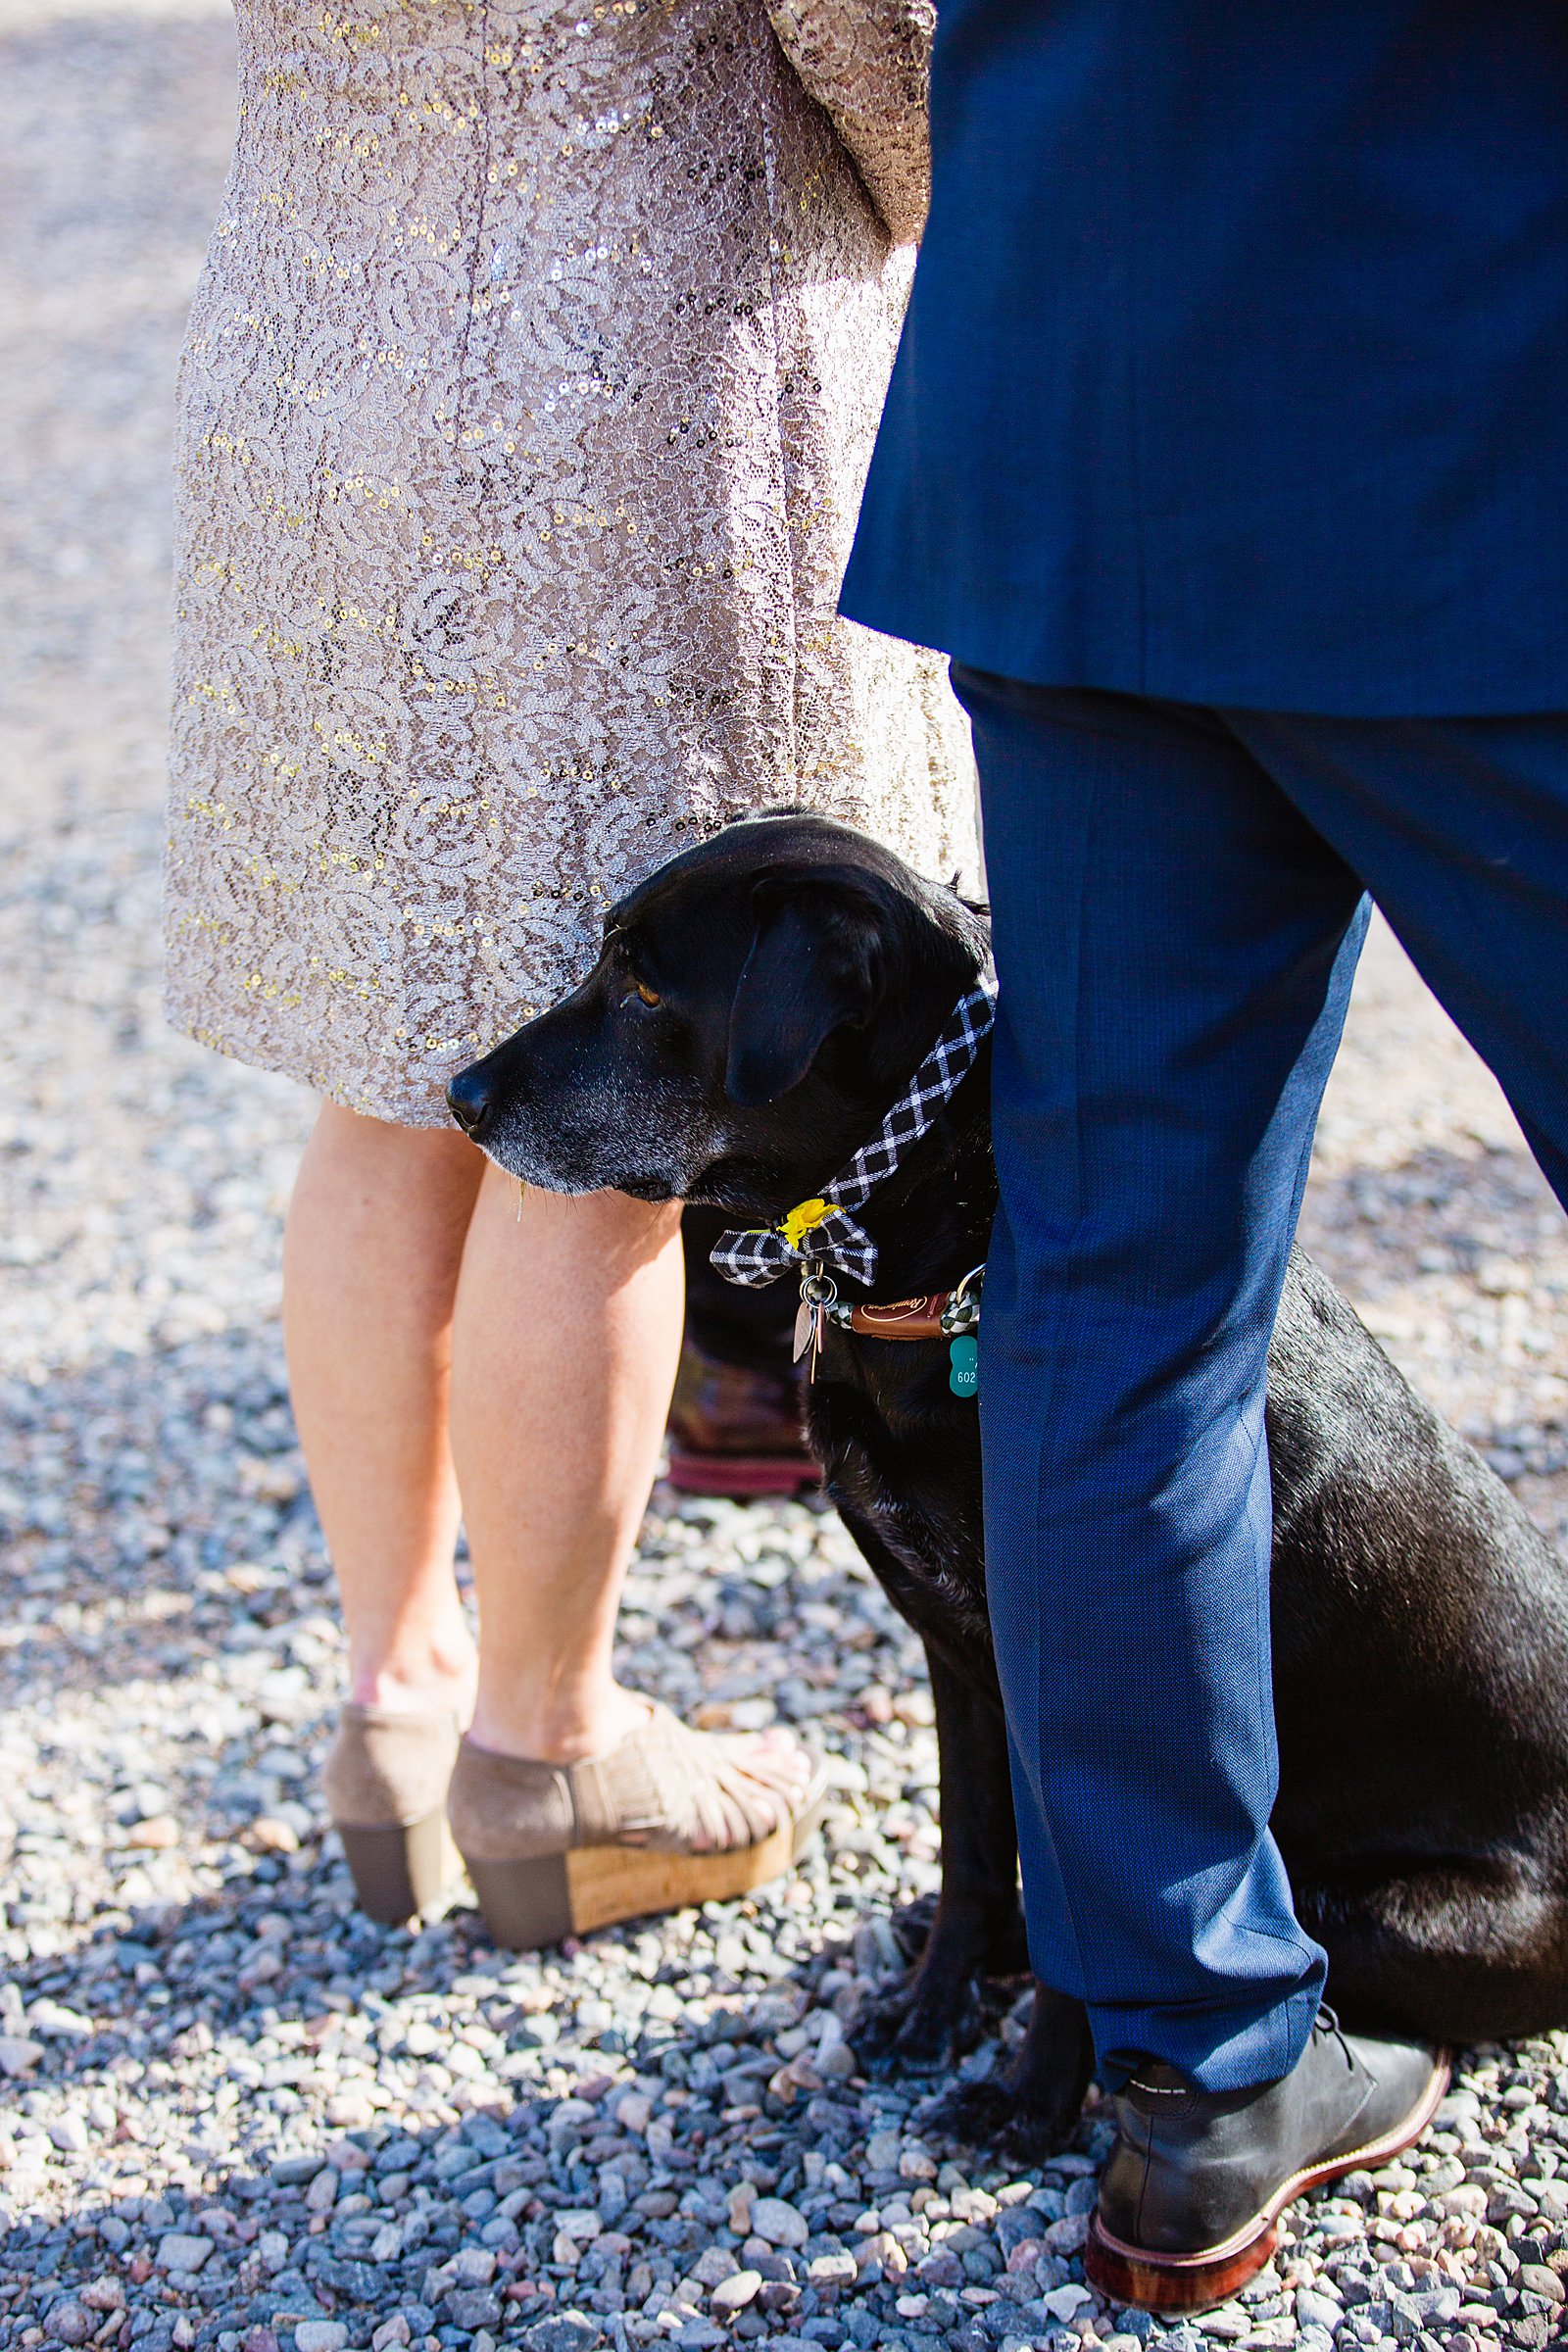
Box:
[956,671,1568,2089]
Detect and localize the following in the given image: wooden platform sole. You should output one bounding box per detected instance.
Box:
[466,1793,826,1951]
[339,1808,465,1926]
[1085,2051,1450,2313]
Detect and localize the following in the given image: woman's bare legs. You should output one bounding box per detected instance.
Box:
[283,1110,678,1748]
[284,1103,808,1828]
[283,1102,482,1713]
[452,1168,687,1762]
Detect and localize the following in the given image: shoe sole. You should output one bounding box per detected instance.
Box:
[465,1784,829,1951]
[1084,2047,1451,2314]
[339,1809,466,1926]
[666,1446,819,1497]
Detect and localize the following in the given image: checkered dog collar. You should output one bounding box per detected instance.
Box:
[710,968,998,1292]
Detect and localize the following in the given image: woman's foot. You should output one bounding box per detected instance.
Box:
[448,1700,826,1949]
[346,1612,476,1721]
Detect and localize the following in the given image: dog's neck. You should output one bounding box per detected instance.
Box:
[848,1039,998,1301]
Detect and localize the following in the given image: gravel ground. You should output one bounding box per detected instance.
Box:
[7,12,1568,2352]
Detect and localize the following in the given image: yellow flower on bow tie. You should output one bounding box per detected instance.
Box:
[778,1197,831,1250]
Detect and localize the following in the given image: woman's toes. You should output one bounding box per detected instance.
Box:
[729,1732,812,1817]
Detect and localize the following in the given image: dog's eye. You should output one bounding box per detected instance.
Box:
[632,979,661,1008]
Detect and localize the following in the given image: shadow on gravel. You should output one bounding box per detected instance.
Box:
[2,1874,1081,2352]
[0,1322,322,1713]
[1302,1143,1559,1273]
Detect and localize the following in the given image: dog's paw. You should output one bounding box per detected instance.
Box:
[919,2072,1082,2162]
[922,1986,1096,2159]
[886,1892,941,1962]
[852,1967,987,2074]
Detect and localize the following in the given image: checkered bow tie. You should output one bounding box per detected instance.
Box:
[710,970,998,1291]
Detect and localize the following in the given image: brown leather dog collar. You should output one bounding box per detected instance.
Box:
[844,1293,956,1342]
[807,1263,984,1363]
[806,1263,984,1396]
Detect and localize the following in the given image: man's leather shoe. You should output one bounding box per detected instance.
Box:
[665,1337,817,1497]
[1086,2011,1448,2311]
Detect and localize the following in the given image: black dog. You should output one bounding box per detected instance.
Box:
[449,811,1568,2151]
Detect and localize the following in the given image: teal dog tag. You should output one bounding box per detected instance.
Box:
[949,1334,979,1398]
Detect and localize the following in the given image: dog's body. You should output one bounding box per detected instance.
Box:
[451,813,1568,2147]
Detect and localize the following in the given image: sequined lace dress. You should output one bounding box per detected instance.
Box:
[164,0,973,1123]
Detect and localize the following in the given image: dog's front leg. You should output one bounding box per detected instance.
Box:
[855,1646,1029,2069]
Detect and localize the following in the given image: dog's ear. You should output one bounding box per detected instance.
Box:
[725,876,882,1106]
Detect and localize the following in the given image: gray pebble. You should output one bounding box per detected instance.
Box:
[520,2319,605,2352]
[748,2197,810,2248]
[156,2233,214,2275]
[447,2292,503,2330]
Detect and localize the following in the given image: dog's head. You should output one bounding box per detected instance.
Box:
[447,812,988,1216]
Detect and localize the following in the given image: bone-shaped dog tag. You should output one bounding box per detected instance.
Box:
[949,1334,978,1398]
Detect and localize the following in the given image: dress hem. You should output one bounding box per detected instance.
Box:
[162,995,464,1132]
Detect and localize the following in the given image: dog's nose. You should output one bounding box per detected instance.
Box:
[446,1063,495,1137]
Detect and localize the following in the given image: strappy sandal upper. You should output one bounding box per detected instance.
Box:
[448,1700,821,1860]
[447,1703,828,1950]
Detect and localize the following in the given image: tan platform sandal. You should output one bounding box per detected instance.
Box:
[447,1702,828,1950]
[322,1701,465,1925]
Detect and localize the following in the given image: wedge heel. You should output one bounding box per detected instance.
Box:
[339,1809,463,1927]
[323,1701,465,1925]
[466,1813,808,1950]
